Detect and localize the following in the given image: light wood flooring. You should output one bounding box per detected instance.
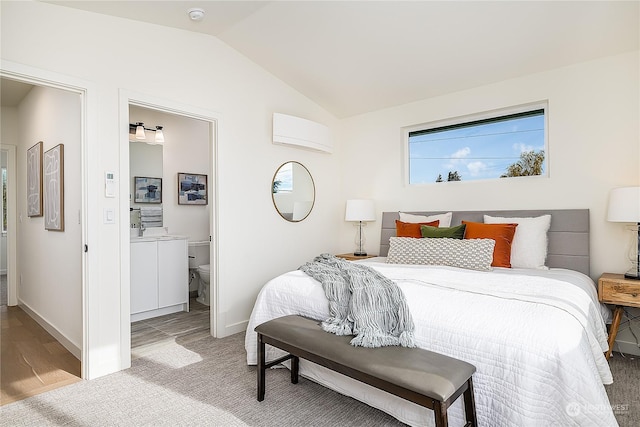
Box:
[1,297,210,405]
[1,305,81,405]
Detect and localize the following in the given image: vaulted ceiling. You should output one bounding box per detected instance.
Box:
[13,1,640,117]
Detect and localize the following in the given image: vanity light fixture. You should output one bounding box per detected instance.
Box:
[154,126,165,143]
[129,123,165,144]
[135,122,145,140]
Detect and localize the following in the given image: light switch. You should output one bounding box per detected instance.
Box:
[104,208,115,224]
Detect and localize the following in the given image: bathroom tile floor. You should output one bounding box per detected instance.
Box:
[131,298,210,360]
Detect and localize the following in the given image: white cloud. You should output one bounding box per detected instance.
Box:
[467,161,487,176]
[513,142,544,153]
[445,147,471,168]
[451,147,471,158]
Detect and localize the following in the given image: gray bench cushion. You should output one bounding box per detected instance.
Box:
[255,315,476,402]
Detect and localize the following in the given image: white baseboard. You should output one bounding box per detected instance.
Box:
[18,301,81,360]
[220,319,248,338]
[130,304,187,322]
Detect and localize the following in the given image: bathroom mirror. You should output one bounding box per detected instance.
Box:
[130,140,163,227]
[272,161,315,222]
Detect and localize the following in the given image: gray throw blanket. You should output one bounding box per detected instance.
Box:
[299,253,415,348]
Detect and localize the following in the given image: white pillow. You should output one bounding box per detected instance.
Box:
[399,211,452,227]
[484,214,551,269]
[386,237,495,271]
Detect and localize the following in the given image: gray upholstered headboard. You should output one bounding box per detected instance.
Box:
[380,209,590,276]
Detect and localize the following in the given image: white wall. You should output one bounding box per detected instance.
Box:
[339,51,640,354]
[4,1,637,374]
[339,50,639,280]
[1,1,341,376]
[14,85,82,351]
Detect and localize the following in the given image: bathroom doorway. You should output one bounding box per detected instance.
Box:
[122,95,218,363]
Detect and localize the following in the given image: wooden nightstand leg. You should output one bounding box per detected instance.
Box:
[606,306,624,360]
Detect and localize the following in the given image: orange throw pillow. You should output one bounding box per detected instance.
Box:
[395,220,440,238]
[462,221,518,268]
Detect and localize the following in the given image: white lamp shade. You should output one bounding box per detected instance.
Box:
[154,127,164,144]
[607,186,640,222]
[345,199,376,222]
[135,123,146,140]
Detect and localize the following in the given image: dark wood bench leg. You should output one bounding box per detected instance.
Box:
[433,400,448,427]
[257,333,265,402]
[463,377,477,427]
[291,355,299,384]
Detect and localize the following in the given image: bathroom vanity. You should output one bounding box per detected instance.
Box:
[130,234,189,322]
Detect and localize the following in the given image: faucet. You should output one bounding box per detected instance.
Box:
[139,223,146,237]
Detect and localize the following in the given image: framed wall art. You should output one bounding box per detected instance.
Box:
[44,143,64,231]
[27,141,43,217]
[134,176,162,203]
[178,173,207,205]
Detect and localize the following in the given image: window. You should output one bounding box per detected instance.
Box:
[407,104,547,184]
[273,162,293,193]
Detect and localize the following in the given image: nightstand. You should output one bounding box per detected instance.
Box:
[598,273,640,360]
[335,253,378,261]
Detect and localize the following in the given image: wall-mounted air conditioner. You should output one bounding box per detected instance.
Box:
[272,113,332,154]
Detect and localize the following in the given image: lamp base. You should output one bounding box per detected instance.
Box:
[353,251,367,257]
[624,269,640,280]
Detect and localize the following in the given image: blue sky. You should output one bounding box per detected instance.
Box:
[409,114,545,183]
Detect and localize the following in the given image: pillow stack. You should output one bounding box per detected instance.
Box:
[484,214,551,270]
[389,211,551,271]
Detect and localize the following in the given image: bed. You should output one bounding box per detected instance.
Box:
[245,209,617,427]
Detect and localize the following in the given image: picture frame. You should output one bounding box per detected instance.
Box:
[27,141,43,217]
[134,176,162,203]
[44,144,64,231]
[178,173,208,205]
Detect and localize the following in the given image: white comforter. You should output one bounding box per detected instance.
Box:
[245,259,617,427]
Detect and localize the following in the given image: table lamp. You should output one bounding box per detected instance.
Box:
[345,199,376,256]
[607,186,640,279]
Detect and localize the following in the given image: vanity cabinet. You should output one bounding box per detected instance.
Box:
[131,236,188,321]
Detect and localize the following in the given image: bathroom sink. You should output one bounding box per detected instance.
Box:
[130,227,187,242]
[130,234,188,242]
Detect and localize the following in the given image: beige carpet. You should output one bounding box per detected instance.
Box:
[605,352,640,427]
[1,330,638,427]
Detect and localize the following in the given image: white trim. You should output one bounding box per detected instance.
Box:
[1,60,99,379]
[1,145,17,306]
[220,317,249,337]
[119,89,221,369]
[19,301,81,360]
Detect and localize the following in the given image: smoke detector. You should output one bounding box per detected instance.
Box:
[187,8,205,22]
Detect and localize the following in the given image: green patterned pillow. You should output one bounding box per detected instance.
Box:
[420,224,466,239]
[386,237,495,271]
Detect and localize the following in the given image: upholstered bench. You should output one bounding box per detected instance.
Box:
[255,315,477,427]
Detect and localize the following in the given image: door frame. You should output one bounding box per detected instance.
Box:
[118,89,220,369]
[1,145,17,306]
[1,60,98,379]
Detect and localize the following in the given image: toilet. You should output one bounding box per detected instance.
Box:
[196,264,211,306]
[188,241,211,306]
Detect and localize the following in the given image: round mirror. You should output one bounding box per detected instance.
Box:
[272,161,315,222]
